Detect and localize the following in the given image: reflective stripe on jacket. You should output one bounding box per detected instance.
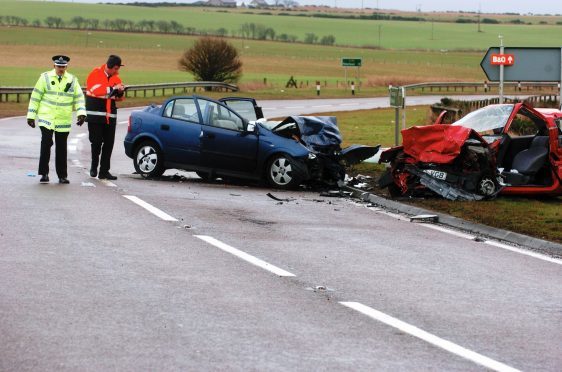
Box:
[85,64,124,125]
[26,70,86,132]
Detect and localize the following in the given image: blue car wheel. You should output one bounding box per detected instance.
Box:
[134,140,165,178]
[266,154,301,189]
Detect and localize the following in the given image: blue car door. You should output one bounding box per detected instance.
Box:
[157,98,202,166]
[197,98,259,173]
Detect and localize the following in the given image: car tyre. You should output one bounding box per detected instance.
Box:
[134,141,165,178]
[477,174,499,198]
[266,154,301,190]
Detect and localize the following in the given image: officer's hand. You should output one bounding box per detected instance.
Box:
[76,115,86,126]
[115,83,125,91]
[27,119,35,128]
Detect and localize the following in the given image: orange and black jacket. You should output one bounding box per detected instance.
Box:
[85,64,124,125]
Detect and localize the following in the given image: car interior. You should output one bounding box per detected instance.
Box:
[498,107,551,186]
[206,103,243,131]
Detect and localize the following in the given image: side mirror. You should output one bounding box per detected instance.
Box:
[246,121,256,133]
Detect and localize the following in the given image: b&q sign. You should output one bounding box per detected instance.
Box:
[491,54,515,66]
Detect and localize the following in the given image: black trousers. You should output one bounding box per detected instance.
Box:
[39,126,69,178]
[88,121,116,174]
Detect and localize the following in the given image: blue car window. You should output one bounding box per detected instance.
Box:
[223,100,257,122]
[163,101,174,117]
[200,99,243,131]
[172,98,199,123]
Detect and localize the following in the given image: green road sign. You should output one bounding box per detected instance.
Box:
[342,58,362,67]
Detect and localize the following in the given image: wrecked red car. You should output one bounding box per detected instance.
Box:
[378,103,562,200]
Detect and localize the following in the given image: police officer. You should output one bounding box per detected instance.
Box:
[85,55,125,180]
[27,55,86,184]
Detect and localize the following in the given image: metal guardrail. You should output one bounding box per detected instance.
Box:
[0,81,239,103]
[403,81,561,94]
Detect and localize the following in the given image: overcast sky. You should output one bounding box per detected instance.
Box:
[48,1,561,15]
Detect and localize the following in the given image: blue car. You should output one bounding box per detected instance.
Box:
[124,96,378,189]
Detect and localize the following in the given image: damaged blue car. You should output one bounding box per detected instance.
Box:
[124,96,378,189]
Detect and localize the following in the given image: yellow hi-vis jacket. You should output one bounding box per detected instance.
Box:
[26,69,86,132]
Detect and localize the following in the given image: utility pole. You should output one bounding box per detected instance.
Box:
[431,19,434,40]
[477,3,482,33]
[499,35,504,104]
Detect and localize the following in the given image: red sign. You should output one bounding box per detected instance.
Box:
[490,54,515,66]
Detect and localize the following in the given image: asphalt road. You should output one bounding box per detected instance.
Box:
[1,98,560,371]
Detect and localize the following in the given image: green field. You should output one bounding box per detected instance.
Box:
[2,1,562,50]
[0,26,484,87]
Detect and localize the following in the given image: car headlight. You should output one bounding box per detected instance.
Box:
[308,153,317,160]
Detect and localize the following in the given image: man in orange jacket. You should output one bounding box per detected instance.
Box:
[85,55,125,180]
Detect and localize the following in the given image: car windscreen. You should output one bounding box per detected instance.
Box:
[452,104,514,133]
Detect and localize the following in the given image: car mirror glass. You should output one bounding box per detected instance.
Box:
[246,121,256,133]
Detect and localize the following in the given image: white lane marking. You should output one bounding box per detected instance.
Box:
[100,180,117,187]
[76,133,87,138]
[419,223,475,240]
[312,105,332,108]
[118,120,128,124]
[195,235,295,277]
[340,302,521,372]
[123,195,178,222]
[341,103,358,106]
[284,106,304,109]
[485,240,562,265]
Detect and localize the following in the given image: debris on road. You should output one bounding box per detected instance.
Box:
[409,214,439,223]
[266,192,295,202]
[319,190,352,198]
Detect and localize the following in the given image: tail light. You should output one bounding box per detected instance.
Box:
[127,116,132,132]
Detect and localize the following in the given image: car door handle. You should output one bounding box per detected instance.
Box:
[161,124,170,131]
[203,133,215,139]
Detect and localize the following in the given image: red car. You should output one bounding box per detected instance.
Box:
[379,103,562,200]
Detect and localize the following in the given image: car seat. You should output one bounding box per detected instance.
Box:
[502,136,549,185]
[172,104,186,119]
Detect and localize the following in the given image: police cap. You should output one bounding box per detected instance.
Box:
[52,55,70,66]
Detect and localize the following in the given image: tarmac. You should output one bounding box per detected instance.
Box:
[346,186,562,258]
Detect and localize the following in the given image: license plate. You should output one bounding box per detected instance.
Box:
[424,169,447,180]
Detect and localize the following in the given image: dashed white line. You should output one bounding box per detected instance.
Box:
[118,120,128,125]
[123,195,178,221]
[284,106,305,109]
[340,302,520,372]
[311,105,332,108]
[195,235,295,277]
